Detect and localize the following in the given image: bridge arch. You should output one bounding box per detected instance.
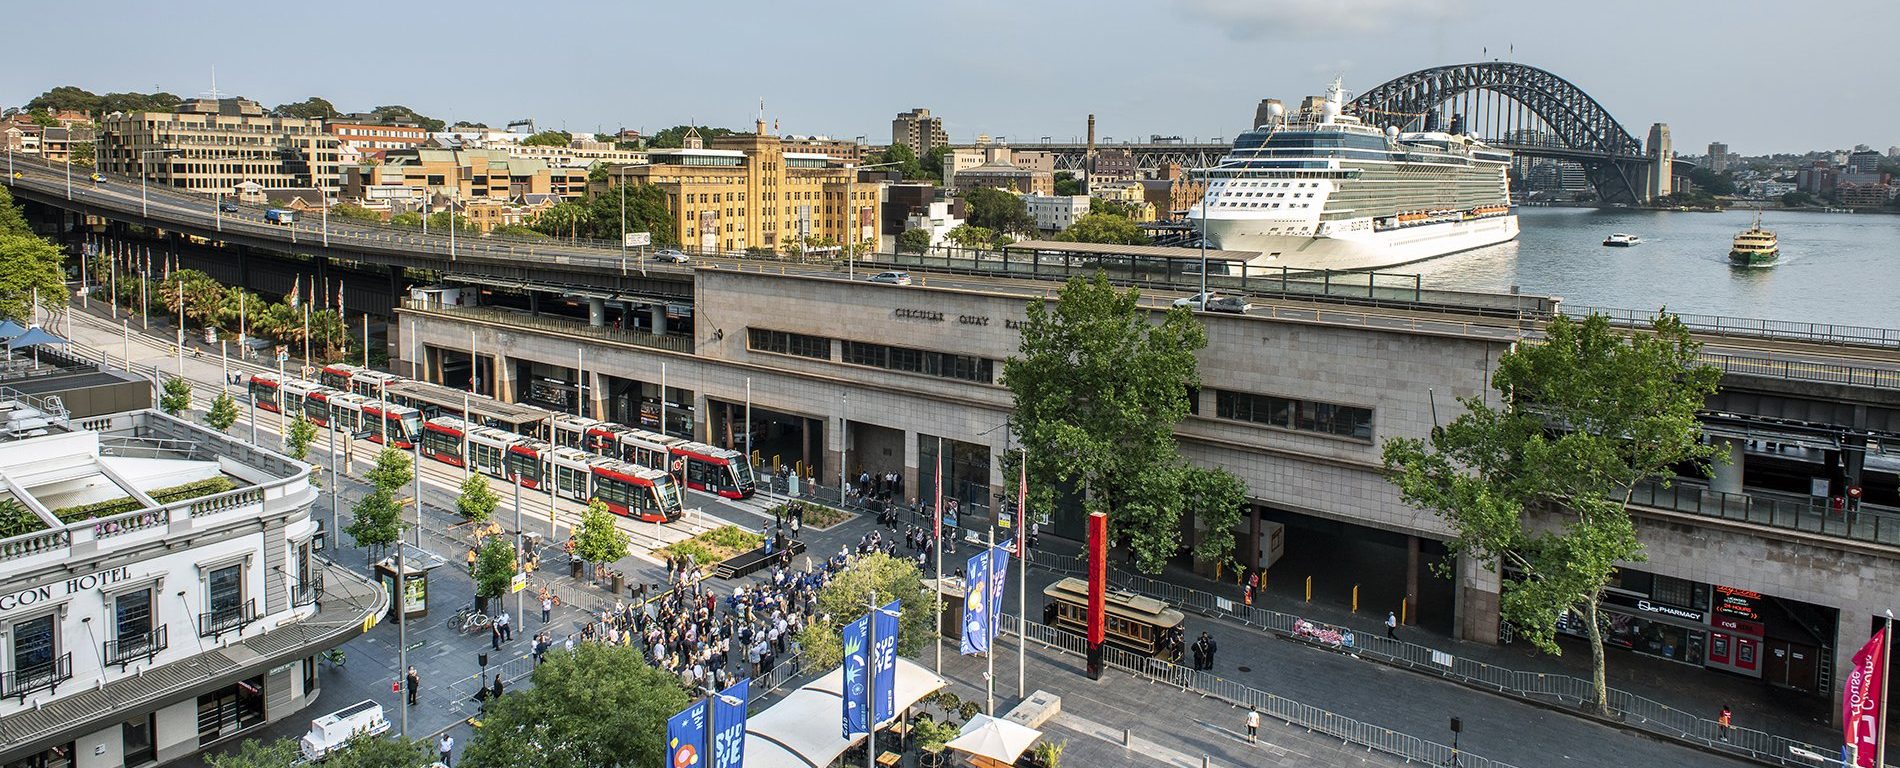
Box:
[1347,62,1653,204]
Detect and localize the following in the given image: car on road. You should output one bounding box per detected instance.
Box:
[218,201,238,213]
[1172,292,1251,313]
[650,249,689,263]
[868,271,912,285]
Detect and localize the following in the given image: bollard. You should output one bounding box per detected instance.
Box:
[1304,576,1312,603]
[1122,729,1131,748]
[1401,599,1408,626]
[1352,585,1358,613]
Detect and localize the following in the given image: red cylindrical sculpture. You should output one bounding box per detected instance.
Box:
[1086,511,1107,679]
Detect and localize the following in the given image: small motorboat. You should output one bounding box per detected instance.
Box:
[1602,233,1641,247]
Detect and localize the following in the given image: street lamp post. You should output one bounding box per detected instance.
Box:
[139,149,177,218]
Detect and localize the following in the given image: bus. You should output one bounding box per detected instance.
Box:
[1041,577,1185,662]
[669,441,755,499]
[588,458,684,523]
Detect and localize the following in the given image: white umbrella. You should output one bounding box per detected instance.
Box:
[945,714,1042,764]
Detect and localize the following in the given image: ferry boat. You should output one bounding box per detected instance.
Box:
[1189,80,1518,272]
[1602,233,1641,247]
[1728,214,1778,266]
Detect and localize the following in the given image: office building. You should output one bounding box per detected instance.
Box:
[0,387,383,767]
[1834,173,1894,209]
[342,148,588,212]
[781,136,864,165]
[1846,149,1883,175]
[1706,142,1729,173]
[606,122,880,253]
[1022,194,1091,231]
[97,97,342,194]
[891,108,948,158]
[326,121,430,151]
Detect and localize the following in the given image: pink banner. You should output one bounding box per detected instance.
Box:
[1844,627,1886,767]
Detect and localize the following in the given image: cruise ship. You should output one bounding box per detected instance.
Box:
[1189,81,1518,272]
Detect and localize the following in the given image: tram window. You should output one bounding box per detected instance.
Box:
[556,465,588,499]
[422,429,460,459]
[504,452,541,482]
[302,399,326,421]
[686,458,723,487]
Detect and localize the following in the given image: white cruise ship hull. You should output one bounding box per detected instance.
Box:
[1206,214,1519,272]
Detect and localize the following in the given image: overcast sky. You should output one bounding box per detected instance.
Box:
[4,0,1892,155]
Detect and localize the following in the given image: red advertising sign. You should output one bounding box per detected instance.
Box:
[1713,584,1762,621]
[1843,628,1886,767]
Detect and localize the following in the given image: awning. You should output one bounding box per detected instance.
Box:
[742,657,948,768]
[6,327,67,350]
[0,320,25,341]
[946,714,1042,764]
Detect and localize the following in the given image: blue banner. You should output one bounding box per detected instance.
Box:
[961,549,992,654]
[988,546,1009,641]
[842,614,869,737]
[711,679,749,768]
[667,699,708,768]
[873,599,900,725]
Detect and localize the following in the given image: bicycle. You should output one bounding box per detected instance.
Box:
[447,604,493,635]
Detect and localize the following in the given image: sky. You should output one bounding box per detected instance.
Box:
[3,0,1894,156]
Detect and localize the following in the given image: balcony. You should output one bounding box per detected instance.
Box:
[1630,479,1900,547]
[102,626,169,668]
[292,571,325,608]
[3,654,71,701]
[197,599,258,639]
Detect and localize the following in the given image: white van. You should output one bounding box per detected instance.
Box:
[300,699,390,761]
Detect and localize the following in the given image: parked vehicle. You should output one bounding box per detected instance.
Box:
[300,700,389,761]
[265,208,297,225]
[869,271,912,285]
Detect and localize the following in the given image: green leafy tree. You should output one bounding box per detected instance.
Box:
[920,145,954,181]
[898,227,934,254]
[159,376,193,416]
[870,144,925,180]
[488,224,551,240]
[963,187,1034,234]
[580,184,676,245]
[205,392,239,432]
[0,497,46,539]
[1054,212,1149,245]
[1053,172,1082,196]
[97,91,182,116]
[461,643,689,768]
[473,536,517,601]
[0,231,69,323]
[328,203,384,223]
[530,201,586,242]
[369,105,444,132]
[388,211,423,228]
[326,734,436,768]
[945,224,1000,251]
[521,130,571,147]
[1779,190,1817,207]
[1003,273,1242,573]
[25,86,103,115]
[644,125,739,149]
[795,552,936,669]
[1381,313,1723,715]
[425,210,478,233]
[457,473,500,523]
[206,737,301,768]
[571,500,629,567]
[347,488,402,554]
[273,97,339,120]
[1090,198,1142,219]
[0,186,30,237]
[285,410,318,461]
[366,446,413,494]
[68,141,95,167]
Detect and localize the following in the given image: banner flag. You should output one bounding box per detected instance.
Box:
[962,549,992,654]
[873,600,900,724]
[711,680,749,768]
[1843,627,1886,767]
[666,700,708,768]
[988,546,1008,639]
[842,614,869,737]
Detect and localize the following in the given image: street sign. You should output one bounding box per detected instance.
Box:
[510,573,527,593]
[623,232,651,247]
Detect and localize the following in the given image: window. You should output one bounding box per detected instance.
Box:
[1215,390,1373,440]
[747,328,832,360]
[9,614,57,690]
[124,714,157,766]
[841,341,995,383]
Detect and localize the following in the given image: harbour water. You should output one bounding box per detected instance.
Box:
[1412,207,1900,328]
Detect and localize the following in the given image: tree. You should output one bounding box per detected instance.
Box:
[571,501,629,569]
[645,125,739,149]
[963,187,1034,234]
[366,446,413,495]
[1054,172,1083,197]
[25,86,102,116]
[488,224,551,240]
[347,489,403,554]
[326,734,436,768]
[1685,167,1736,197]
[1779,190,1817,208]
[388,211,424,228]
[920,145,955,181]
[1003,273,1243,573]
[285,410,318,461]
[457,473,500,523]
[1090,198,1141,219]
[68,141,94,167]
[461,643,689,768]
[0,185,33,236]
[521,130,571,147]
[1054,212,1149,245]
[473,536,517,603]
[205,392,239,432]
[160,376,193,417]
[898,227,935,255]
[0,231,69,323]
[1381,312,1723,715]
[329,203,384,223]
[425,210,477,233]
[794,552,936,669]
[945,224,1000,251]
[207,738,301,768]
[870,144,925,180]
[369,105,444,132]
[273,97,339,120]
[530,201,586,243]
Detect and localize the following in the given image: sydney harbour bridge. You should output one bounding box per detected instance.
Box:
[966,62,1666,205]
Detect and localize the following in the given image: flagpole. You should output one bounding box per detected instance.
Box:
[1018,448,1027,699]
[934,437,943,676]
[1881,610,1894,768]
[865,590,878,768]
[986,524,996,716]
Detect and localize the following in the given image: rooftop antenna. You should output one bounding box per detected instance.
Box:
[203,67,226,100]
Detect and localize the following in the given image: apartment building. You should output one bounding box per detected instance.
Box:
[97,97,342,194]
[891,108,948,158]
[0,392,383,768]
[343,148,588,209]
[327,121,430,151]
[606,123,880,253]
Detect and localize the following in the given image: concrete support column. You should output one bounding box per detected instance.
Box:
[587,297,605,327]
[588,370,605,420]
[1406,535,1421,626]
[650,304,668,336]
[691,393,709,442]
[528,292,540,316]
[1455,553,1501,644]
[494,353,515,402]
[1843,445,1865,490]
[236,244,253,291]
[902,430,920,512]
[1710,437,1745,495]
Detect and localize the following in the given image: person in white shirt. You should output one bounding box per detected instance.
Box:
[1245,709,1260,744]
